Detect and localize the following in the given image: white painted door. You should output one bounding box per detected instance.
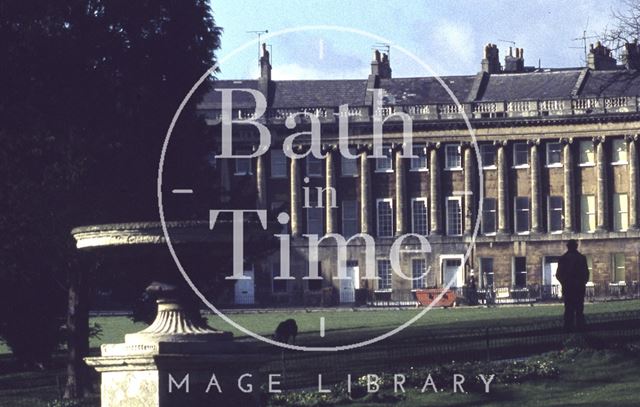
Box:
[339,265,358,303]
[234,269,255,305]
[543,258,561,298]
[442,258,463,288]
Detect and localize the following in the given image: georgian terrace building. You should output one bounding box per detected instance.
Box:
[200,42,640,306]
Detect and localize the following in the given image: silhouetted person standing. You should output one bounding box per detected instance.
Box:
[467,270,478,306]
[556,240,589,332]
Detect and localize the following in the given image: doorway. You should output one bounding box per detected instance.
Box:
[339,261,359,304]
[234,265,255,305]
[441,255,464,288]
[542,256,562,298]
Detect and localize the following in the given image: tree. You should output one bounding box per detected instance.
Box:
[0,0,221,398]
[602,0,640,53]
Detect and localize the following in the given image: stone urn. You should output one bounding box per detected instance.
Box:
[74,222,266,407]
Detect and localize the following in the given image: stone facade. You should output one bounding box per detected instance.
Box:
[199,43,640,305]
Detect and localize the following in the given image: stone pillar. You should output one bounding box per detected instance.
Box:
[290,155,301,237]
[429,144,442,235]
[529,140,541,233]
[629,136,639,230]
[497,141,508,234]
[325,147,337,234]
[219,158,231,203]
[360,147,371,234]
[256,153,267,208]
[596,137,608,231]
[563,138,574,232]
[84,283,260,406]
[463,144,474,235]
[395,146,406,235]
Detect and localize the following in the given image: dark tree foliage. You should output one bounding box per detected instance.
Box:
[0,0,221,373]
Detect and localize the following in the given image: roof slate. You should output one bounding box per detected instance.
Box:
[201,80,261,107]
[271,80,367,108]
[201,68,640,109]
[580,70,640,97]
[379,76,476,104]
[479,70,582,101]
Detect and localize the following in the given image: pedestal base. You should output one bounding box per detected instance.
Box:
[85,289,267,406]
[86,342,266,407]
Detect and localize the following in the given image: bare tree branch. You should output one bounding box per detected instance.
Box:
[602,0,640,56]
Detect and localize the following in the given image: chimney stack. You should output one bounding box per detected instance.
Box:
[622,40,640,70]
[259,43,271,81]
[587,41,617,70]
[504,46,525,73]
[481,43,501,74]
[258,43,271,101]
[371,49,392,79]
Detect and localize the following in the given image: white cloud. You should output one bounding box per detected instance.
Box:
[430,20,476,73]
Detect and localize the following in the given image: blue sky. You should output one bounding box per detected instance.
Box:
[211,0,624,80]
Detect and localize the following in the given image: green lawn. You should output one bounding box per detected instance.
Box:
[0,301,638,406]
[0,368,99,407]
[347,348,640,407]
[2,346,636,407]
[1,300,638,354]
[202,300,640,345]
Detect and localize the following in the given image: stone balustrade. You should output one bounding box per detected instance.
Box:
[201,95,640,125]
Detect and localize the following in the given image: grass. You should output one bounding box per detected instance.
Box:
[1,299,637,354]
[2,347,637,407]
[203,300,640,345]
[0,368,63,407]
[347,348,640,407]
[0,301,638,406]
[1,348,637,407]
[0,367,101,407]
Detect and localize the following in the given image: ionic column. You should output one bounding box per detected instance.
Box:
[563,138,574,232]
[596,137,608,231]
[497,141,508,234]
[256,153,267,208]
[429,144,442,235]
[529,140,541,233]
[463,143,474,235]
[325,147,337,234]
[395,145,407,235]
[629,136,638,230]
[219,158,231,203]
[290,155,301,237]
[360,147,371,234]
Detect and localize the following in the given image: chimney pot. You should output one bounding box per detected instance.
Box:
[504,46,525,73]
[588,41,617,70]
[371,49,391,78]
[623,40,640,70]
[482,43,501,74]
